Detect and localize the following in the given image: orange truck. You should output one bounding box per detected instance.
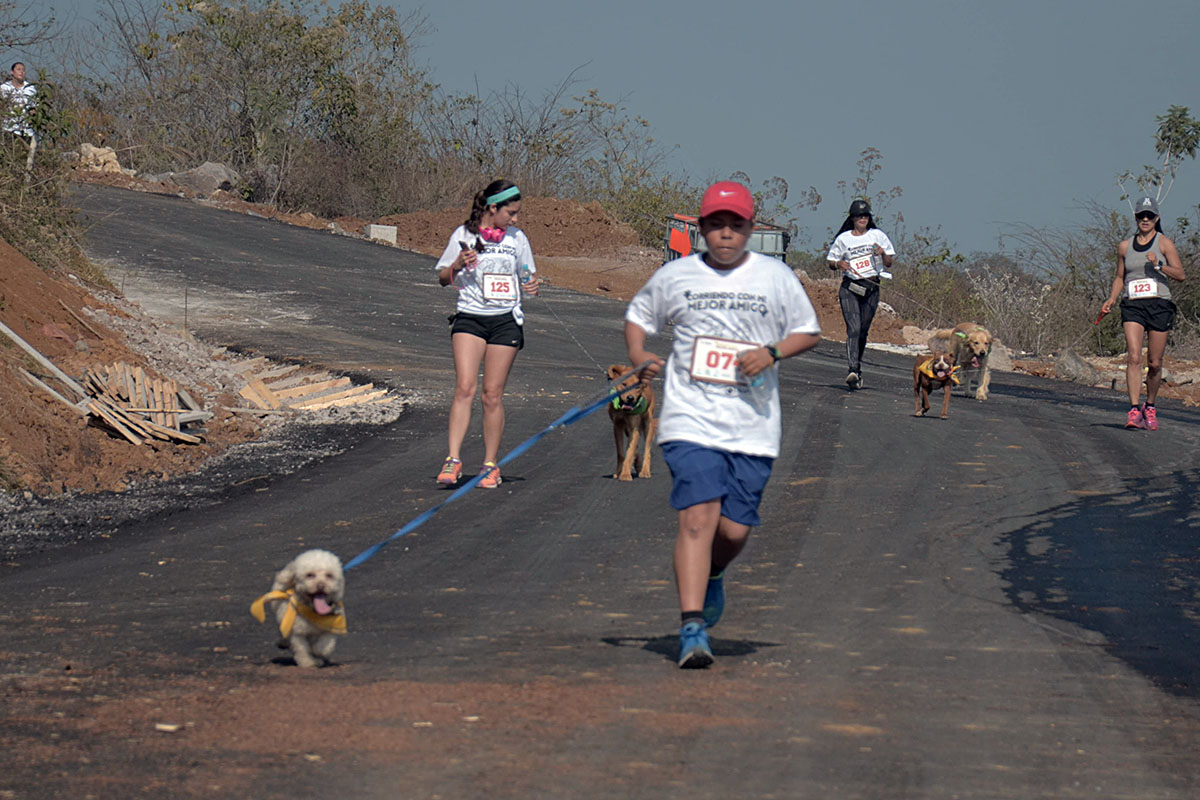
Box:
[663,214,791,264]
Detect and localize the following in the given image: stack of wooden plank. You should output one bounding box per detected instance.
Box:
[81,362,211,446]
[234,362,389,412]
[2,319,209,448]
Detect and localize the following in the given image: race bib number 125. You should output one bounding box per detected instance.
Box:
[482,270,518,301]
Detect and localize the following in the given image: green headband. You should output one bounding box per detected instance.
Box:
[485,186,520,206]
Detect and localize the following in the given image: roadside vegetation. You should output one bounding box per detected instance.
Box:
[13,0,1200,357]
[0,2,104,284]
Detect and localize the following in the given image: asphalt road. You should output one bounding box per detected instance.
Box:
[3,184,1200,798]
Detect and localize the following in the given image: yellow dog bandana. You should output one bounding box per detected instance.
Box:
[250,590,347,637]
[917,358,960,385]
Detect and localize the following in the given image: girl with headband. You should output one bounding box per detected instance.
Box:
[434,179,540,488]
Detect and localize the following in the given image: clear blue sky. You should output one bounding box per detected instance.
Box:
[51,0,1200,254]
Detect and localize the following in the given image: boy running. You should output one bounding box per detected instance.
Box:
[624,181,820,668]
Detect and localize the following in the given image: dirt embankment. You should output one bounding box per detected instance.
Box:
[0,215,402,499]
[0,235,272,495]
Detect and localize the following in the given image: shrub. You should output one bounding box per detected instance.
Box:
[0,75,104,286]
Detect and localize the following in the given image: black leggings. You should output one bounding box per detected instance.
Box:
[838,280,879,374]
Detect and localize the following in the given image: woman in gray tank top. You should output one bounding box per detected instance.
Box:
[1100,196,1186,431]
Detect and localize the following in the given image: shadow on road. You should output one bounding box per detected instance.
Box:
[1000,468,1200,696]
[983,380,1200,425]
[602,635,782,664]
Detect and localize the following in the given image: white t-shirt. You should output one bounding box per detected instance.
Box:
[827,228,895,280]
[0,81,35,137]
[625,252,820,458]
[435,224,536,324]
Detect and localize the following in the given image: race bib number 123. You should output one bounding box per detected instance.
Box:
[1129,278,1158,299]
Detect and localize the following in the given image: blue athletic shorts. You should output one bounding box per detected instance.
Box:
[660,441,774,526]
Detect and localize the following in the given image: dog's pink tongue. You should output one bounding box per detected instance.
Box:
[313,595,332,615]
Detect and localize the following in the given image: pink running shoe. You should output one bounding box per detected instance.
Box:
[1124,407,1145,430]
[437,456,462,485]
[1142,404,1158,431]
[478,461,502,489]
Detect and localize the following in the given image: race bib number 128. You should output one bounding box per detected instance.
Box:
[848,254,875,278]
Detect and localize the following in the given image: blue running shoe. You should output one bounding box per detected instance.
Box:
[702,572,725,628]
[677,621,713,669]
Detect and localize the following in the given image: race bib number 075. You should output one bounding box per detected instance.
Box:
[690,336,756,385]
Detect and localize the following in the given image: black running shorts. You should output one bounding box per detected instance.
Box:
[449,310,524,349]
[1120,297,1176,332]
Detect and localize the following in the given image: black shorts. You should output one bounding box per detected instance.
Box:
[449,311,524,349]
[1120,297,1176,332]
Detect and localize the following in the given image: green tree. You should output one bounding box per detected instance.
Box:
[0,15,96,281]
[74,0,430,211]
[1117,104,1200,209]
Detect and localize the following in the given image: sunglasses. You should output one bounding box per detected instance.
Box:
[1135,212,1157,221]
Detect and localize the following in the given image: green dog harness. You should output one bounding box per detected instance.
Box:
[611,394,650,415]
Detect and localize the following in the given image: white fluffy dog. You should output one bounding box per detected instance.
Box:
[251,548,347,668]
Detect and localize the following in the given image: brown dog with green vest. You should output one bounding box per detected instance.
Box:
[607,363,656,480]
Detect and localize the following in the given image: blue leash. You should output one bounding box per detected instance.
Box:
[343,362,653,570]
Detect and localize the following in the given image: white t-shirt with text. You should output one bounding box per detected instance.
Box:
[826,228,895,280]
[625,252,820,458]
[435,224,536,324]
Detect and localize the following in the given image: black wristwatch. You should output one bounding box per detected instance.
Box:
[766,344,782,362]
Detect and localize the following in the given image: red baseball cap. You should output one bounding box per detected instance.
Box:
[700,181,754,220]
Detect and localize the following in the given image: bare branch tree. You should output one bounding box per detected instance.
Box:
[0,2,58,51]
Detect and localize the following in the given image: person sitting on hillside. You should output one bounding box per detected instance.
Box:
[1,62,36,140]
